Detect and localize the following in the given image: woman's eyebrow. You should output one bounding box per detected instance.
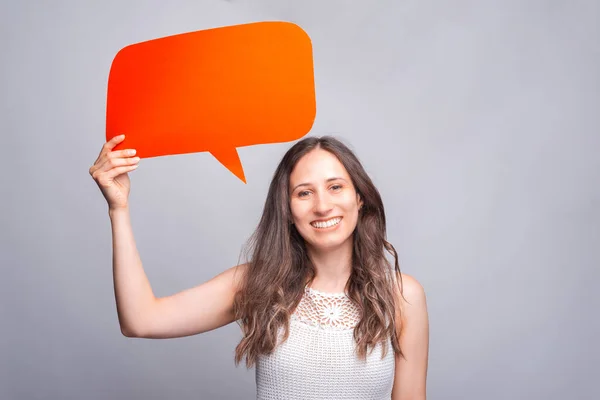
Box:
[291,177,347,192]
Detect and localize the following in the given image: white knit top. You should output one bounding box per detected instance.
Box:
[255,285,396,399]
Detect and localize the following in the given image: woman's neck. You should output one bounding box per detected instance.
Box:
[305,239,353,293]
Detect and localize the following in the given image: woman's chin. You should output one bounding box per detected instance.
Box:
[305,234,353,252]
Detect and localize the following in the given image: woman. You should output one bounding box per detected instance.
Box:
[89,134,429,399]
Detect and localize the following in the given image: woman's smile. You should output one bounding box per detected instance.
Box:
[310,216,343,230]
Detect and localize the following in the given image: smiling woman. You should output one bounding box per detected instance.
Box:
[288,148,363,252]
[90,134,429,400]
[233,136,429,399]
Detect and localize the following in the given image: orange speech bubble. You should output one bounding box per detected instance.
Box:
[106,21,316,183]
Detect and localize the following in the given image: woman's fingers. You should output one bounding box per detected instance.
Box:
[93,159,139,184]
[89,135,138,209]
[104,164,139,180]
[111,148,137,158]
[104,134,125,152]
[90,152,139,179]
[94,134,126,162]
[97,153,140,174]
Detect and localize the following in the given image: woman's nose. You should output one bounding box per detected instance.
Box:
[313,192,333,214]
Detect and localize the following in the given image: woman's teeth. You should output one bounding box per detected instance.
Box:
[311,217,342,229]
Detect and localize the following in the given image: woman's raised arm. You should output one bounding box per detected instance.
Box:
[90,135,246,339]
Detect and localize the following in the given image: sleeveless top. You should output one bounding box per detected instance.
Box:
[255,285,396,399]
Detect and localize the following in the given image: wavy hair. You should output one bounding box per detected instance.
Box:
[232,136,405,368]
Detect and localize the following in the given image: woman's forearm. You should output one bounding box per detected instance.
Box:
[109,206,155,336]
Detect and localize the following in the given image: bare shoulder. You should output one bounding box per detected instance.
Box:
[396,272,427,305]
[393,272,428,328]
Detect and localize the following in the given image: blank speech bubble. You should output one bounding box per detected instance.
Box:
[105,21,316,183]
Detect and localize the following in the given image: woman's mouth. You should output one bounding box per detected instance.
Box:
[310,217,342,230]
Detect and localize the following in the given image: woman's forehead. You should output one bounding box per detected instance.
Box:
[290,149,350,184]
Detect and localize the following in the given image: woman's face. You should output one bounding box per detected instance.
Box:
[289,148,363,251]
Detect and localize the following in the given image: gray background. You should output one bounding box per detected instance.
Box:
[1,0,598,399]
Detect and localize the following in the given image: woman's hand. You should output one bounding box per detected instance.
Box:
[89,134,140,210]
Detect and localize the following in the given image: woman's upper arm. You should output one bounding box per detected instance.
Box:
[127,263,248,339]
[391,273,430,400]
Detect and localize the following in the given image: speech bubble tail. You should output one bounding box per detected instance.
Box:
[209,147,247,183]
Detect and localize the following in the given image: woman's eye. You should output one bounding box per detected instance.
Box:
[298,191,310,197]
[331,184,342,191]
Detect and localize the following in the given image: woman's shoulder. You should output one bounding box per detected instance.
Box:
[396,272,426,300]
[395,272,426,309]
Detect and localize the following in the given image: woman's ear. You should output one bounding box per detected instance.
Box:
[357,194,364,210]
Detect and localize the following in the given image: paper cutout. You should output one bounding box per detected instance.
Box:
[106,21,316,183]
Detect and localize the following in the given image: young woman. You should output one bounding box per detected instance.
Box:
[89,134,429,399]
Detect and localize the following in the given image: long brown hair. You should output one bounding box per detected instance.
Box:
[233,136,405,368]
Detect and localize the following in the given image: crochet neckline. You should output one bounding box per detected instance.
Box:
[305,285,347,298]
[293,285,360,330]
